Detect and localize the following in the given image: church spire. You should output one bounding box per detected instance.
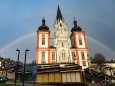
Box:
[56,5,63,20]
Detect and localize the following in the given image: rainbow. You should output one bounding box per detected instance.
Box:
[0,31,36,53]
[0,32,114,58]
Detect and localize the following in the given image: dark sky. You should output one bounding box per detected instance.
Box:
[0,0,115,63]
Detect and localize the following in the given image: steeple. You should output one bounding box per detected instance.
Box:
[56,5,63,20]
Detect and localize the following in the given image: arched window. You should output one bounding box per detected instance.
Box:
[41,52,45,61]
[79,38,82,45]
[81,52,85,60]
[42,34,45,45]
[82,61,86,66]
[62,50,65,60]
[62,42,64,47]
[52,52,55,60]
[60,23,62,27]
[72,52,76,60]
[42,38,45,45]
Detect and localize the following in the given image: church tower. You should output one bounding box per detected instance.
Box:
[54,5,71,63]
[36,18,50,64]
[70,19,89,69]
[36,5,90,69]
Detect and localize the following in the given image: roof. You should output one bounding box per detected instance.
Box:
[38,18,49,31]
[71,18,82,32]
[16,63,82,73]
[18,64,40,72]
[56,5,63,20]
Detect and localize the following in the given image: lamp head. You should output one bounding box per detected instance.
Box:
[16,49,20,51]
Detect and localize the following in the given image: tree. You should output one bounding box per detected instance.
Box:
[93,53,106,73]
[31,60,36,65]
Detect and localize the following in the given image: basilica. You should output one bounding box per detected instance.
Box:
[36,5,90,69]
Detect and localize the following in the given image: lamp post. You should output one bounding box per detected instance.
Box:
[15,49,20,85]
[22,49,29,86]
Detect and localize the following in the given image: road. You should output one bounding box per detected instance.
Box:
[6,80,54,86]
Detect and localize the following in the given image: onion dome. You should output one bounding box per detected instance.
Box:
[71,18,82,32]
[38,18,49,30]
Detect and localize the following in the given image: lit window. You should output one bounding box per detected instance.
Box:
[79,38,82,45]
[41,52,45,61]
[81,52,85,60]
[52,52,55,60]
[82,61,86,66]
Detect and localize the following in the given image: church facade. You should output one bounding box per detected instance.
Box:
[36,6,90,69]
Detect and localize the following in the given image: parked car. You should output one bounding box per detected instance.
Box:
[0,76,7,83]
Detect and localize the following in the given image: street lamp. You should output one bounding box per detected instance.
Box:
[22,49,29,86]
[15,49,20,85]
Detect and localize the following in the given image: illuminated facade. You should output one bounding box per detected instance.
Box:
[36,5,90,69]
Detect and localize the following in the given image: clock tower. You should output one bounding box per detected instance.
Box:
[54,5,71,63]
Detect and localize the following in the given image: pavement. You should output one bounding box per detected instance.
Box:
[6,80,54,86]
[5,80,86,86]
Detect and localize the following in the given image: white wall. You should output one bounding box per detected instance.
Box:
[39,34,48,48]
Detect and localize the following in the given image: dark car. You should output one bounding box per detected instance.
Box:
[0,76,7,83]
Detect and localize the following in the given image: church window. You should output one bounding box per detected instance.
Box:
[62,42,64,47]
[72,52,76,60]
[41,52,45,61]
[60,23,62,27]
[62,50,66,60]
[113,72,115,76]
[52,52,55,60]
[82,61,86,66]
[42,38,45,45]
[42,34,45,45]
[81,52,85,60]
[79,38,82,45]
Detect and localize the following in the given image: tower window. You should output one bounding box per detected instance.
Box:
[62,42,64,47]
[82,61,86,66]
[41,52,45,61]
[42,38,45,45]
[60,23,62,27]
[72,52,76,60]
[62,50,65,60]
[81,52,85,60]
[52,52,55,60]
[79,38,82,45]
[41,34,45,45]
